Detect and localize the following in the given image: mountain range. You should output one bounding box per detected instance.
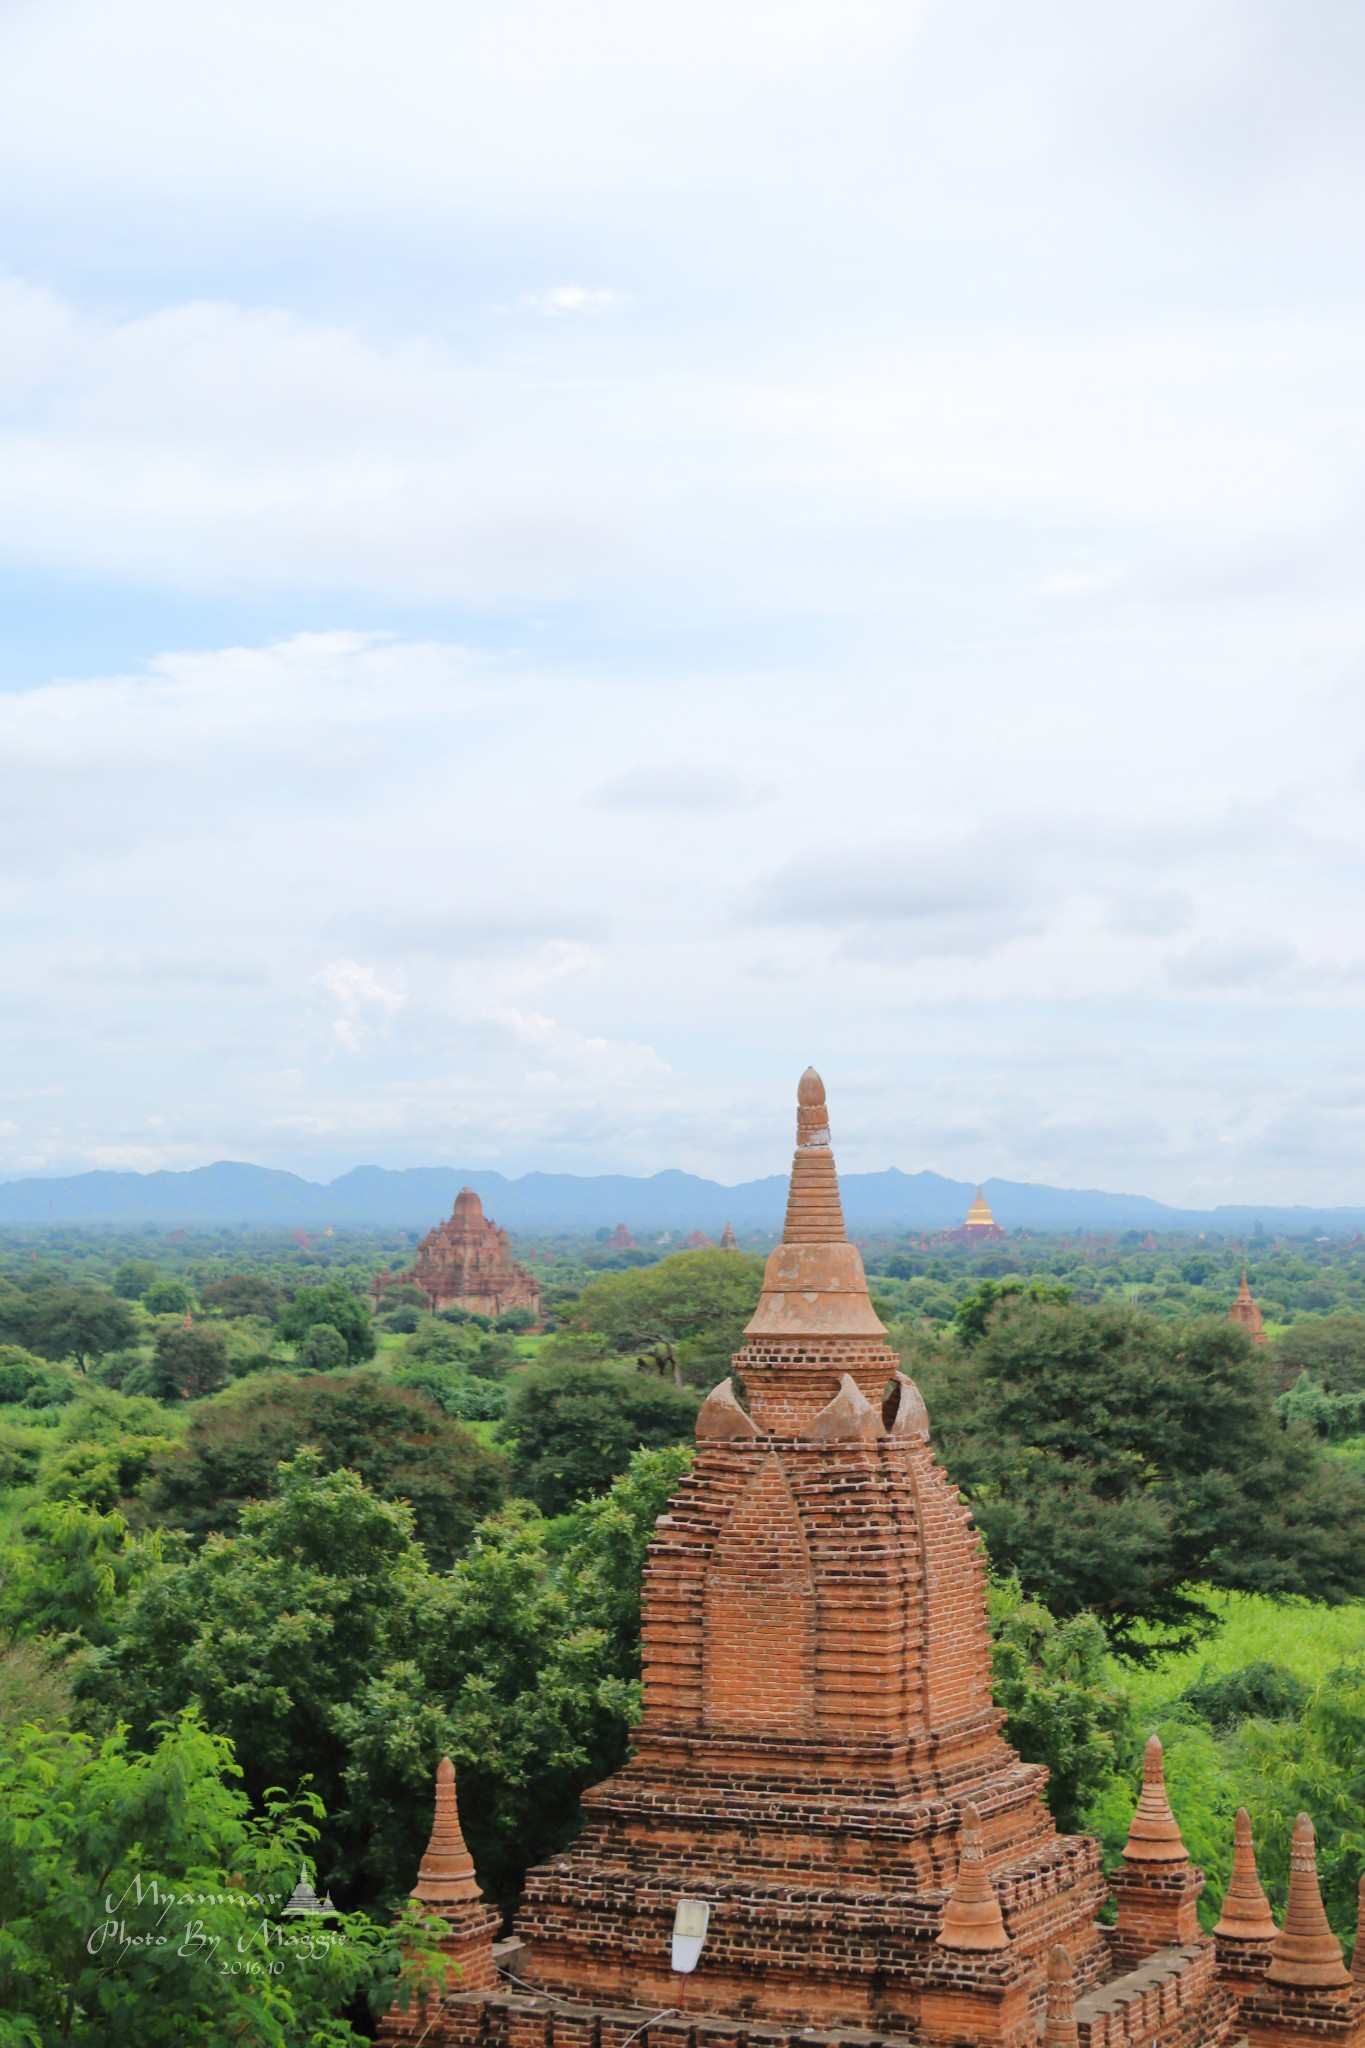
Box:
[0,1160,1362,1236]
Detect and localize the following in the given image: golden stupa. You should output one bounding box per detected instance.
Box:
[964,1186,996,1231]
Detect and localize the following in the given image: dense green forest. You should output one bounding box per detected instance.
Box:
[3,1224,1365,2041]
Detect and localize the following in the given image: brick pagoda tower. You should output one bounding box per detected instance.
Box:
[1228,1272,1268,1346]
[378,1071,1361,2048]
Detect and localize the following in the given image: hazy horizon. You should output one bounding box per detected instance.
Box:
[4,5,1365,1207]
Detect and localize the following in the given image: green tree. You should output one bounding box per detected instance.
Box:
[500,1359,699,1514]
[144,1372,506,1564]
[298,1321,348,1372]
[0,1710,442,2046]
[0,1500,169,1648]
[1273,1314,1365,1395]
[917,1298,1365,1653]
[111,1258,160,1300]
[142,1278,193,1316]
[41,1430,179,1514]
[79,1461,457,1903]
[275,1283,375,1366]
[953,1275,1074,1344]
[1231,1660,1365,1938]
[199,1273,282,1319]
[149,1321,230,1401]
[987,1575,1133,1831]
[565,1249,765,1384]
[0,1344,67,1407]
[1,1284,137,1373]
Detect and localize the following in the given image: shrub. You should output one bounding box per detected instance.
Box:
[1178,1660,1309,1731]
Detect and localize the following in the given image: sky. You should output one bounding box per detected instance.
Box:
[2,0,1365,1204]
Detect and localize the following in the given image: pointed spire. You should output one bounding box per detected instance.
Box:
[412,1757,482,1907]
[1352,1871,1365,1985]
[782,1068,847,1244]
[938,1803,1009,1951]
[1214,1809,1277,1943]
[1238,1270,1254,1301]
[182,1308,194,1329]
[1265,1814,1351,1989]
[1044,1946,1079,2048]
[1122,1737,1189,1864]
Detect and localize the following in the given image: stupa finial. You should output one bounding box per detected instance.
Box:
[1265,1813,1351,1989]
[781,1069,846,1244]
[1214,1807,1276,1943]
[938,1802,1009,1951]
[1122,1736,1189,1864]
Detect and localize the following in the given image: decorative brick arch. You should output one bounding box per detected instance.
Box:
[702,1454,816,1736]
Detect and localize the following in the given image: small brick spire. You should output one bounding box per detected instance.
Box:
[938,1803,1009,1951]
[782,1068,848,1244]
[413,1756,483,1907]
[1353,1872,1365,1985]
[1265,1814,1351,1989]
[1044,1945,1079,2048]
[1215,1809,1277,1943]
[1123,1736,1189,1864]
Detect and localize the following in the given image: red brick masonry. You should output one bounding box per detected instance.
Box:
[379,1073,1365,2048]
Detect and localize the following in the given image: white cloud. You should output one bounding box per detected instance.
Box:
[520,287,625,317]
[2,5,1365,1201]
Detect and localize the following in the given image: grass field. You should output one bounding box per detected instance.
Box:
[1123,1590,1365,1715]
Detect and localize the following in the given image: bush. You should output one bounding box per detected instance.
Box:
[390,1362,508,1422]
[988,1576,1133,1832]
[1178,1660,1309,1731]
[0,1423,42,1491]
[298,1321,349,1372]
[88,1348,148,1392]
[0,1345,76,1409]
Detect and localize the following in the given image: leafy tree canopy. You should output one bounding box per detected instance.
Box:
[987,1574,1133,1831]
[1273,1312,1365,1394]
[916,1297,1365,1654]
[142,1278,193,1316]
[149,1321,230,1401]
[564,1249,764,1384]
[0,1709,441,2046]
[500,1358,699,1515]
[199,1272,283,1319]
[274,1282,375,1366]
[0,1282,137,1372]
[111,1257,160,1300]
[299,1321,349,1373]
[144,1372,507,1563]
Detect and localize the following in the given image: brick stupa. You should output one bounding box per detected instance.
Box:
[372,1187,540,1324]
[378,1072,1365,2048]
[1228,1272,1268,1346]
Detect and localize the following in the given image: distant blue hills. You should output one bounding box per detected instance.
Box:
[0,1160,1362,1236]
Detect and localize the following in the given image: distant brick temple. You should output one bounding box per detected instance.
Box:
[1228,1272,1268,1347]
[371,1187,540,1324]
[379,1072,1365,2048]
